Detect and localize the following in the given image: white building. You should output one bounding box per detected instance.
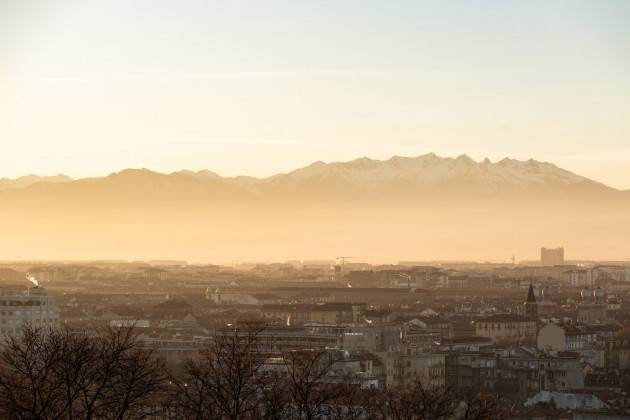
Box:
[0,287,60,335]
[525,391,608,411]
[563,269,594,287]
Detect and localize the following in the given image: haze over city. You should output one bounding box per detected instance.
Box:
[1,153,629,263]
[1,2,630,419]
[1,1,630,262]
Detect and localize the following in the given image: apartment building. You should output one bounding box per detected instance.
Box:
[475,314,537,343]
[0,286,60,335]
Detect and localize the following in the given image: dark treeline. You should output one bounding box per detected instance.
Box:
[0,323,512,420]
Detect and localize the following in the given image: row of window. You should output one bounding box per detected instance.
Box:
[0,300,52,306]
[1,310,56,316]
[1,318,57,325]
[510,360,566,370]
[478,322,534,330]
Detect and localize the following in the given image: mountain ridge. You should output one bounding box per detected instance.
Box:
[1,154,628,262]
[0,154,623,197]
[0,174,73,190]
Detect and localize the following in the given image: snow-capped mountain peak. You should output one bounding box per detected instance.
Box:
[262,154,601,194]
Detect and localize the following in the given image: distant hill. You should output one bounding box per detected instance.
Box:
[0,154,628,262]
[0,154,621,201]
[0,174,72,190]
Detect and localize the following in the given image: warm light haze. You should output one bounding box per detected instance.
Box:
[0,1,629,263]
[2,4,630,416]
[1,0,629,188]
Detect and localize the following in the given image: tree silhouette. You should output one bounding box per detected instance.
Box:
[0,325,166,420]
[169,321,269,420]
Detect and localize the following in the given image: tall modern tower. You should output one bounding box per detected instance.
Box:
[541,247,564,267]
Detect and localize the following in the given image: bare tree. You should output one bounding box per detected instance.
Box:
[94,327,167,419]
[282,348,362,420]
[368,382,513,420]
[256,376,291,420]
[456,388,513,420]
[372,382,459,420]
[0,324,513,420]
[0,325,167,420]
[325,387,377,420]
[0,325,66,419]
[171,321,268,420]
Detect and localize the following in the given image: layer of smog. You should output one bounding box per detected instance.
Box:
[1,1,629,418]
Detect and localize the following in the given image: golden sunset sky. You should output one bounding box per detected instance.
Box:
[1,0,629,188]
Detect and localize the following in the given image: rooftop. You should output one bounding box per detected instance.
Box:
[477,313,535,323]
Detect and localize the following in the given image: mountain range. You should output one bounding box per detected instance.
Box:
[0,154,624,198]
[0,154,628,262]
[0,174,72,190]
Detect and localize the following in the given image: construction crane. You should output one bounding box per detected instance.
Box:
[335,256,353,273]
[392,272,412,289]
[335,256,372,287]
[335,256,371,273]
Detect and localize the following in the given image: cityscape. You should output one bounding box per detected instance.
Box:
[0,248,629,418]
[1,0,629,419]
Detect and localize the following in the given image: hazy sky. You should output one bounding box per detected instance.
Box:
[1,0,629,188]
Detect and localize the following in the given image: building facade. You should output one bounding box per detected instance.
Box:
[475,314,537,343]
[541,247,564,267]
[0,287,60,335]
[378,346,445,388]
